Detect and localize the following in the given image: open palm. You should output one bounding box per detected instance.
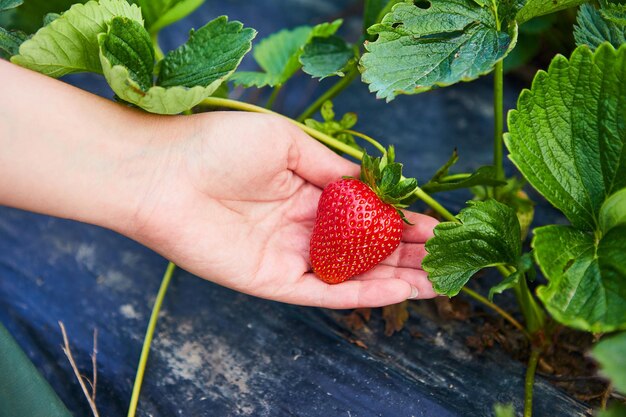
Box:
[135,112,439,308]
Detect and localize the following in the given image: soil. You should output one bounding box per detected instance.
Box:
[341,295,622,411]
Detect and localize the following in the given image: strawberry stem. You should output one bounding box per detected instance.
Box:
[127,261,176,417]
[341,129,386,154]
[296,66,359,122]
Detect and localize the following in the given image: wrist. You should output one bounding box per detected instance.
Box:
[0,62,184,237]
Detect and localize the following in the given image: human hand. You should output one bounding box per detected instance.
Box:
[0,62,438,308]
[130,111,439,308]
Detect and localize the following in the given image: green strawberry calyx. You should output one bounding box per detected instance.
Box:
[356,146,419,224]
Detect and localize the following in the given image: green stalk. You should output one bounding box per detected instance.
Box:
[342,129,386,154]
[491,0,504,192]
[151,33,165,62]
[512,272,546,334]
[265,84,283,110]
[493,59,504,186]
[439,173,472,182]
[296,67,359,122]
[524,349,541,417]
[127,261,176,417]
[201,97,361,156]
[461,287,530,339]
[496,264,545,334]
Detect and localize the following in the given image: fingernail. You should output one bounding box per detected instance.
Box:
[409,286,419,299]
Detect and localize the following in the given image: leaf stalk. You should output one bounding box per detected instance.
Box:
[493,59,504,189]
[127,261,176,417]
[524,348,541,417]
[296,66,359,122]
[151,32,165,62]
[342,129,386,154]
[461,287,530,339]
[512,271,546,334]
[265,84,283,110]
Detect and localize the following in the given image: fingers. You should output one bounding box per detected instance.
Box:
[401,210,440,243]
[381,242,427,269]
[289,125,360,188]
[293,273,415,308]
[281,267,438,309]
[353,265,438,299]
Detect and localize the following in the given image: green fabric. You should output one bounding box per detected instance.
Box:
[0,323,72,417]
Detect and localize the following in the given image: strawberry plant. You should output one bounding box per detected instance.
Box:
[1,0,625,416]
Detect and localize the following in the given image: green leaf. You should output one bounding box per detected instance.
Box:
[379,163,402,190]
[600,188,626,233]
[534,225,626,332]
[0,323,72,417]
[574,3,626,50]
[602,2,626,26]
[43,12,61,26]
[488,252,535,300]
[515,0,588,25]
[0,26,27,58]
[357,147,418,208]
[591,332,626,394]
[391,177,419,200]
[100,17,154,91]
[101,57,217,114]
[505,44,626,232]
[360,0,516,102]
[300,35,354,79]
[421,166,507,193]
[11,0,143,77]
[133,0,204,34]
[157,16,255,88]
[0,0,21,12]
[471,177,536,240]
[100,15,252,114]
[229,71,280,88]
[231,19,342,88]
[423,199,522,297]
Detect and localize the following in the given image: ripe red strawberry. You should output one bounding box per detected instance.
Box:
[310,147,418,284]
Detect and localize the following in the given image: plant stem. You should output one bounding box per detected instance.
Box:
[496,264,545,334]
[265,84,282,110]
[127,261,176,417]
[513,274,546,334]
[413,187,457,222]
[439,173,472,182]
[524,349,541,417]
[151,33,165,62]
[493,59,504,186]
[199,97,458,222]
[342,129,386,154]
[461,287,530,339]
[296,67,359,122]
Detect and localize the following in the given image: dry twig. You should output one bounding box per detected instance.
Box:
[58,321,100,417]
